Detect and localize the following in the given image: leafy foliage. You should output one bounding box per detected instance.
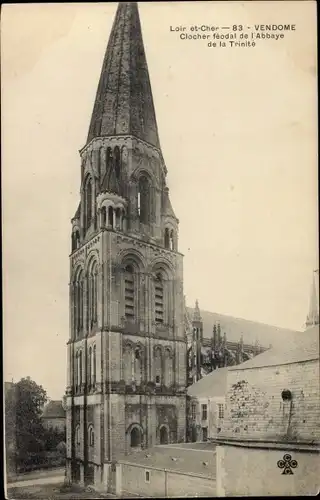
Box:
[5,377,66,473]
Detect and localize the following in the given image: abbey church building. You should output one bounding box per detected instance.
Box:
[65,2,187,487]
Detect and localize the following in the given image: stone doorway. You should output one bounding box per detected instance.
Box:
[130,426,142,448]
[160,426,169,444]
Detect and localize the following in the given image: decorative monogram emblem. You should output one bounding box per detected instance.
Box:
[277,454,298,475]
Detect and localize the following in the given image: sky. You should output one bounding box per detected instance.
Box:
[2,2,318,399]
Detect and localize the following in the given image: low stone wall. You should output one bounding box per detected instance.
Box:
[216,441,320,496]
[120,461,216,498]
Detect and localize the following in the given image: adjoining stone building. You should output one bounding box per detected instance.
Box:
[42,400,66,433]
[187,367,228,443]
[65,2,186,489]
[215,325,320,496]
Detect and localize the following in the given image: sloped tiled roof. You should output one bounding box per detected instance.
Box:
[42,400,65,419]
[229,325,319,370]
[187,307,299,348]
[187,367,228,399]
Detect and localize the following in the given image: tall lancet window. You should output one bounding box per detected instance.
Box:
[164,228,170,249]
[88,346,92,386]
[106,147,113,171]
[88,261,98,328]
[134,347,142,385]
[84,176,93,231]
[93,345,96,386]
[75,270,84,336]
[154,347,162,385]
[154,272,164,324]
[138,176,150,224]
[114,146,121,179]
[76,350,82,389]
[164,348,173,387]
[123,343,133,383]
[124,265,135,320]
[169,230,174,251]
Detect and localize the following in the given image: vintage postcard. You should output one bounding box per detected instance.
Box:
[2,1,319,498]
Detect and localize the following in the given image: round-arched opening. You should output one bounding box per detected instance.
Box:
[108,206,114,228]
[130,427,142,448]
[160,426,169,445]
[138,175,150,224]
[169,230,174,251]
[101,207,107,228]
[281,389,292,401]
[164,228,170,249]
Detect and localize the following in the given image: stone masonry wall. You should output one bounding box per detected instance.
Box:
[220,359,320,443]
[217,445,320,496]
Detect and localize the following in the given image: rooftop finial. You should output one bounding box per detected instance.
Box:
[193,299,202,322]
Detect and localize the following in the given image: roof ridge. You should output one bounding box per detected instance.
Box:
[187,306,300,333]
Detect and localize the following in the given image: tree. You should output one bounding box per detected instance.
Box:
[5,377,48,465]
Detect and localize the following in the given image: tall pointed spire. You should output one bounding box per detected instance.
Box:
[87,2,160,149]
[193,299,202,322]
[306,269,319,328]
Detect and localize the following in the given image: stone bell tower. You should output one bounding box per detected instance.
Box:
[65,2,187,488]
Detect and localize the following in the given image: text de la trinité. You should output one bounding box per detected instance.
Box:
[169,24,296,48]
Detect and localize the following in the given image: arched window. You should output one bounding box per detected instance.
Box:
[88,425,94,447]
[75,425,80,446]
[74,270,84,336]
[75,350,82,389]
[84,176,93,231]
[88,346,92,387]
[79,351,83,387]
[108,206,114,228]
[114,146,121,179]
[124,265,135,320]
[75,351,79,388]
[130,427,142,448]
[154,347,162,385]
[72,231,80,251]
[164,348,173,387]
[93,345,96,386]
[138,176,150,224]
[169,230,174,251]
[88,261,98,328]
[101,207,107,228]
[123,344,133,383]
[115,207,122,230]
[106,147,113,171]
[164,228,170,249]
[134,347,142,385]
[154,273,164,324]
